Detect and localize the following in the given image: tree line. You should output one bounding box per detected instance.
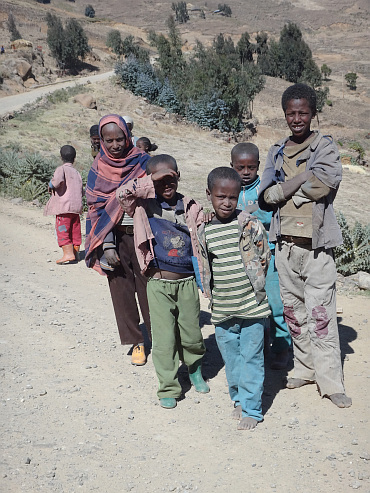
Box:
[114,19,334,131]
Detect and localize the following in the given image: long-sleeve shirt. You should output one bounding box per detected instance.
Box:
[44,162,83,216]
[258,131,343,249]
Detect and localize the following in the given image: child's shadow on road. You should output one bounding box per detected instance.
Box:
[179,310,224,397]
[337,317,357,363]
[262,316,358,414]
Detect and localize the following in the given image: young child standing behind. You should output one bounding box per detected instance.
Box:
[44,145,83,264]
[231,143,291,370]
[116,154,209,409]
[197,167,271,430]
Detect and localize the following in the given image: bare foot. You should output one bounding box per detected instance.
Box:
[231,405,242,420]
[237,417,258,430]
[286,378,315,389]
[328,393,352,408]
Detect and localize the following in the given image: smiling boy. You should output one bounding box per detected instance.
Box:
[258,83,351,408]
[116,154,209,409]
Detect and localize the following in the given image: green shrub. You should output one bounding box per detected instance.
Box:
[47,85,89,104]
[85,5,95,18]
[171,2,189,23]
[218,3,232,16]
[345,72,357,90]
[348,141,365,165]
[46,13,89,70]
[0,148,55,204]
[335,212,370,275]
[7,13,22,42]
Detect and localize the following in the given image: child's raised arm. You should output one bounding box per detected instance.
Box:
[116,174,155,217]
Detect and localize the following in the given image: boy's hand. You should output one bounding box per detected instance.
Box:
[151,169,179,184]
[203,211,215,223]
[48,186,55,195]
[104,249,120,267]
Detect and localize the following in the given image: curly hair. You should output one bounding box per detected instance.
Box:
[281,83,317,116]
[60,145,76,163]
[231,142,259,162]
[207,167,242,191]
[146,154,178,175]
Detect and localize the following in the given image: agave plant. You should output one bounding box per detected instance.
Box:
[335,212,370,275]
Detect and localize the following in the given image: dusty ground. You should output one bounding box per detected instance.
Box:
[1,196,370,493]
[0,2,369,491]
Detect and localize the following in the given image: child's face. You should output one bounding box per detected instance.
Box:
[101,123,126,159]
[136,141,148,153]
[206,178,240,222]
[231,154,259,186]
[151,162,179,203]
[285,98,314,142]
[90,135,100,147]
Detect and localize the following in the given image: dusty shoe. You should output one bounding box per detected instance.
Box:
[160,398,177,409]
[131,345,146,366]
[73,245,80,261]
[56,244,76,264]
[188,360,210,393]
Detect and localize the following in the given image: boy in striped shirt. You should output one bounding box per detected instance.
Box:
[197,167,271,430]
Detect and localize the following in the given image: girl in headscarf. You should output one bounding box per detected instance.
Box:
[85,115,151,366]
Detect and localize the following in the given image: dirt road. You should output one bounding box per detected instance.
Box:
[1,198,369,493]
[0,71,114,117]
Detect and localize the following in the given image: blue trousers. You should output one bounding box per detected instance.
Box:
[265,252,292,354]
[215,317,265,421]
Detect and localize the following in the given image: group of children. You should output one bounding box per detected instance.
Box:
[45,83,352,431]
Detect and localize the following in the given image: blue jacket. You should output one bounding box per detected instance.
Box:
[238,176,274,249]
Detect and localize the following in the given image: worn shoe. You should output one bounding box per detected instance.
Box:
[160,398,177,409]
[188,360,210,393]
[131,345,146,366]
[73,245,80,262]
[56,244,76,264]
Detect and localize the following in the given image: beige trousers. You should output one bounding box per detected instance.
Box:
[275,241,345,396]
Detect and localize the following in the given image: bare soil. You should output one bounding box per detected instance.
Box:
[1,196,370,493]
[0,2,370,491]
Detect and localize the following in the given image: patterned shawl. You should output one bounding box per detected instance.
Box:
[85,114,149,274]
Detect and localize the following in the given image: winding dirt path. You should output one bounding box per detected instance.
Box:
[0,71,114,117]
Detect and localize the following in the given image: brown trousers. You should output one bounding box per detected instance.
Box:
[108,230,151,345]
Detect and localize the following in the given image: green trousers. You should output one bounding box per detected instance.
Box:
[147,276,206,398]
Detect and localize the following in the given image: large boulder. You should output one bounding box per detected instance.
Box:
[1,58,33,81]
[73,93,97,109]
[16,60,32,80]
[358,271,370,291]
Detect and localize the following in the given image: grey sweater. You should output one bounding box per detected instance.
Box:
[258,131,343,249]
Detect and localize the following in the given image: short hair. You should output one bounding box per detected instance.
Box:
[207,167,242,191]
[231,142,259,162]
[90,124,99,137]
[137,137,158,153]
[60,145,76,163]
[146,154,178,175]
[281,83,317,116]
